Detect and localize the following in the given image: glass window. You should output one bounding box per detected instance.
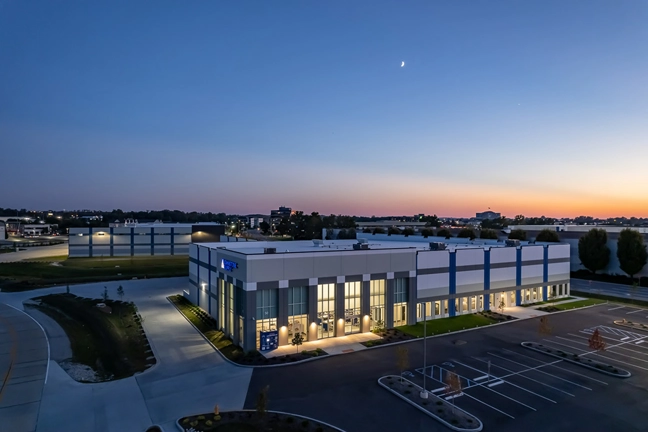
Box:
[394,278,409,303]
[317,283,335,338]
[256,289,278,320]
[255,318,277,349]
[228,283,235,336]
[288,287,308,340]
[434,301,440,316]
[219,279,225,330]
[393,303,407,327]
[344,281,361,334]
[370,280,386,331]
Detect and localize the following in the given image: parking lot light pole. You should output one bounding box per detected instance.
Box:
[420,302,428,399]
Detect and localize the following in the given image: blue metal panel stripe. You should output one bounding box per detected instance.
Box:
[130,228,134,256]
[170,227,174,255]
[150,228,155,256]
[543,246,549,301]
[109,227,114,256]
[208,249,212,314]
[449,252,456,316]
[515,248,522,305]
[483,249,490,310]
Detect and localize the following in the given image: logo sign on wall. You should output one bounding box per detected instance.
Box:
[221,259,238,272]
[260,330,278,351]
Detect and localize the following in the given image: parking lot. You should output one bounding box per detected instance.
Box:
[248,302,648,432]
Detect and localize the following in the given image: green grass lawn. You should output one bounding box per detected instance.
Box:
[0,256,189,291]
[31,293,153,380]
[548,298,606,310]
[397,313,498,337]
[520,297,575,307]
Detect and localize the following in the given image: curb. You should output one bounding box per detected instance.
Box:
[175,410,346,432]
[520,342,631,378]
[613,320,648,333]
[377,375,482,432]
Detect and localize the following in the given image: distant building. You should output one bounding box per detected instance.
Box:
[68,222,227,257]
[246,215,267,228]
[476,211,501,221]
[270,206,293,226]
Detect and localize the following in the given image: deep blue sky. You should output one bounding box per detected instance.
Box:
[1,1,647,217]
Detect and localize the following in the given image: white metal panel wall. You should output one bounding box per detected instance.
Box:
[416,251,450,298]
[521,246,544,285]
[456,248,485,294]
[548,244,570,281]
[490,247,517,289]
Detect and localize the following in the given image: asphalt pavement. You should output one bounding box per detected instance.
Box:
[570,278,648,301]
[0,243,68,263]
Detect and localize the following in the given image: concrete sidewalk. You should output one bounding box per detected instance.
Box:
[262,332,381,358]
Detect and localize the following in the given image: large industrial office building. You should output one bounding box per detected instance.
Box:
[188,236,571,352]
[69,222,227,257]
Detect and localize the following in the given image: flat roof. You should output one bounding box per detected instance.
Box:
[196,239,519,255]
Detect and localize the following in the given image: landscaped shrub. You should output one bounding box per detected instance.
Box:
[286,417,294,423]
[301,420,309,427]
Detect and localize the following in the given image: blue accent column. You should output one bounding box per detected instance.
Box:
[88,227,93,257]
[170,227,175,255]
[130,228,135,256]
[484,249,491,310]
[208,249,212,314]
[515,248,522,306]
[448,251,457,317]
[109,227,114,256]
[150,228,155,255]
[542,246,549,301]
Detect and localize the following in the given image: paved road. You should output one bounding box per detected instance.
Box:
[0,303,49,432]
[0,278,253,432]
[0,243,68,263]
[570,278,648,302]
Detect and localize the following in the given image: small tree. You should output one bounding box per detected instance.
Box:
[291,331,305,354]
[117,285,124,301]
[436,228,452,239]
[372,227,386,235]
[421,228,434,238]
[259,221,270,235]
[508,229,527,241]
[387,227,401,236]
[617,228,648,280]
[457,228,476,240]
[539,316,552,336]
[102,286,109,302]
[498,297,506,314]
[396,346,410,383]
[578,228,610,274]
[536,229,560,242]
[588,328,606,351]
[402,228,415,237]
[480,228,498,240]
[444,372,462,413]
[256,385,270,416]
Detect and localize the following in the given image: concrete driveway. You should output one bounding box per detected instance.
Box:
[0,277,253,432]
[0,243,68,263]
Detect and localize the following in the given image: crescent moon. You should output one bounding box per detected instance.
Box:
[401,61,405,67]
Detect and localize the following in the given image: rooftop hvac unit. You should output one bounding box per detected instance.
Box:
[357,238,369,244]
[505,239,520,247]
[429,242,446,251]
[264,247,277,254]
[313,240,323,247]
[352,243,370,250]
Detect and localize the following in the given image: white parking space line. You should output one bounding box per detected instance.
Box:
[565,334,648,358]
[472,356,575,396]
[485,352,592,390]
[636,341,645,345]
[487,380,504,387]
[621,336,631,341]
[626,309,643,315]
[452,360,547,407]
[608,306,626,311]
[501,349,608,385]
[461,391,515,419]
[543,338,648,372]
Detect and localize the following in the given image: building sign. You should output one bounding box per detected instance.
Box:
[260,330,278,351]
[221,259,238,272]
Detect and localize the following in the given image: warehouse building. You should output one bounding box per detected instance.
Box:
[187,237,570,352]
[69,222,228,257]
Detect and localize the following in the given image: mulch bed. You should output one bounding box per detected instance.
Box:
[614,319,648,332]
[361,328,417,347]
[478,310,517,322]
[179,411,341,432]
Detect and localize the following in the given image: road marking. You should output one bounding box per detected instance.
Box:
[474,375,489,381]
[543,338,648,372]
[431,387,446,393]
[461,391,515,419]
[626,309,643,315]
[445,392,464,400]
[474,356,575,396]
[485,352,592,390]
[621,336,631,341]
[487,380,504,387]
[500,348,608,385]
[608,306,626,311]
[566,334,648,357]
[452,360,545,407]
[636,341,645,345]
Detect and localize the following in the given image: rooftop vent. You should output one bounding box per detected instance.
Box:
[429,242,446,251]
[264,247,277,254]
[505,239,520,247]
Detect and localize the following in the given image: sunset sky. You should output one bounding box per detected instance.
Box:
[1,1,647,218]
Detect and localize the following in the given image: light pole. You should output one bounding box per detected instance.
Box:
[421,302,428,399]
